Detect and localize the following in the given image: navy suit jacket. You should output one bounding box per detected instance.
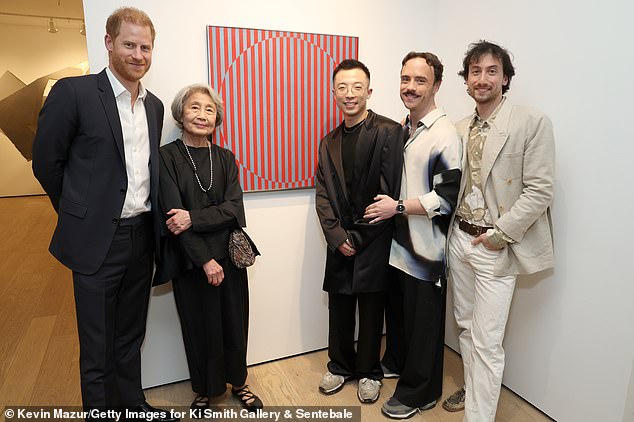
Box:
[32,69,164,275]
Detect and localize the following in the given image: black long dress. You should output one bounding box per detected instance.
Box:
[154,139,249,397]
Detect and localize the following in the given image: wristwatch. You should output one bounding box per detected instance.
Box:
[396,199,405,214]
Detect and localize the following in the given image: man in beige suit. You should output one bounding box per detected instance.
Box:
[442,41,555,422]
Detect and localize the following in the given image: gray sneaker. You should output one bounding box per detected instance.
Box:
[381,396,437,419]
[381,362,400,379]
[442,387,465,412]
[318,371,347,395]
[357,378,382,403]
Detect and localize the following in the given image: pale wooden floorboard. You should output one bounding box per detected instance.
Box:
[0,316,56,405]
[0,196,552,421]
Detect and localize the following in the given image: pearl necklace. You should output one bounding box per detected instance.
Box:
[181,139,213,192]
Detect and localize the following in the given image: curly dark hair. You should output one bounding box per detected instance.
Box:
[458,40,515,94]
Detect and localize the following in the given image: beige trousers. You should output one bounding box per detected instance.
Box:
[448,226,517,422]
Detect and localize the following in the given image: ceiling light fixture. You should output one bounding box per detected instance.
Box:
[0,12,85,35]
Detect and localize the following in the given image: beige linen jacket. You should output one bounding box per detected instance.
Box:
[451,100,555,276]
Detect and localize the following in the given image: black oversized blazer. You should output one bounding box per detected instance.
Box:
[32,69,164,275]
[315,110,403,294]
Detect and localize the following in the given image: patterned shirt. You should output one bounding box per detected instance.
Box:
[389,108,462,282]
[456,97,507,226]
[456,97,514,247]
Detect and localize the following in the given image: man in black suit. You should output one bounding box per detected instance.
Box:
[315,59,402,404]
[32,7,177,421]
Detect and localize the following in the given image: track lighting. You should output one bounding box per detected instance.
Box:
[47,18,58,34]
[0,12,85,35]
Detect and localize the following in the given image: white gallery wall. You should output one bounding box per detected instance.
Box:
[82,1,634,421]
[431,2,634,422]
[82,0,435,390]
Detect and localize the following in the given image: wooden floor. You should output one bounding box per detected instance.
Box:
[0,196,551,421]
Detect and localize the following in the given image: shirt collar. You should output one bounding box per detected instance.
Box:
[470,96,506,127]
[404,114,423,132]
[105,67,147,100]
[405,107,446,132]
[420,107,446,129]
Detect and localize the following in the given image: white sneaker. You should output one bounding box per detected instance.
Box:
[319,371,347,395]
[357,378,382,403]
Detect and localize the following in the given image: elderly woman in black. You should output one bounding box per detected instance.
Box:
[154,84,262,413]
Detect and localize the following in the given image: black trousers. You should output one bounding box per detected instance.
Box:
[327,292,385,380]
[172,258,249,397]
[388,266,446,407]
[72,214,153,412]
[382,270,406,374]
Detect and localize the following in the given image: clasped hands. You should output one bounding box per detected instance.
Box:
[337,194,398,256]
[166,208,225,285]
[203,259,224,286]
[338,238,356,256]
[166,208,192,235]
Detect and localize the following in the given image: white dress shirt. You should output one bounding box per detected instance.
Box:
[106,67,151,218]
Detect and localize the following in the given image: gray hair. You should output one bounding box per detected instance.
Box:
[171,83,224,130]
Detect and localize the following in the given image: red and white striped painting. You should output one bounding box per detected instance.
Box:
[207,26,358,192]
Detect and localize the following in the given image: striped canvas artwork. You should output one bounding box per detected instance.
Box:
[207,26,359,192]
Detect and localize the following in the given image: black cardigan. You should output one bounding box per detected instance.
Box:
[153,139,246,285]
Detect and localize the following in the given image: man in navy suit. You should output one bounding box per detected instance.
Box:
[32,7,176,421]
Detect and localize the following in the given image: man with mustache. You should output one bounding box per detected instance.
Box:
[364,52,461,418]
[441,41,555,422]
[32,7,176,421]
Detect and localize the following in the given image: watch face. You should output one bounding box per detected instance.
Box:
[396,203,405,213]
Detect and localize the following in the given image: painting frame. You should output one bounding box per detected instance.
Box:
[207,26,359,192]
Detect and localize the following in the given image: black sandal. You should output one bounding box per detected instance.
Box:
[190,394,209,418]
[231,385,263,412]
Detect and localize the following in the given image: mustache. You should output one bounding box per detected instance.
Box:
[401,90,418,96]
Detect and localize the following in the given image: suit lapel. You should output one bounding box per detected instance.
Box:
[457,122,470,199]
[325,125,348,200]
[97,70,125,163]
[480,127,508,185]
[353,117,377,191]
[145,95,160,200]
[481,101,511,185]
